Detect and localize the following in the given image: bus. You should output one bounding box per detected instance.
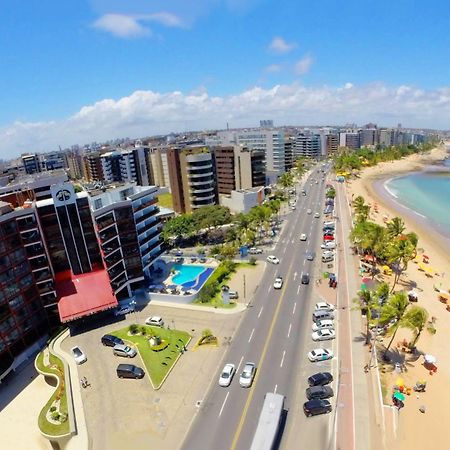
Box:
[250,392,285,450]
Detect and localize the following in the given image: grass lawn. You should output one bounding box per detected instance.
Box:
[157,192,173,209]
[35,351,70,436]
[111,326,191,389]
[194,262,257,308]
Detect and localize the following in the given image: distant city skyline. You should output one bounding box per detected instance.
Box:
[1,0,449,158]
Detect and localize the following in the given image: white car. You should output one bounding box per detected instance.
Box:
[291,205,296,210]
[312,329,336,341]
[312,319,335,332]
[308,348,334,362]
[321,242,336,249]
[249,247,263,254]
[314,212,320,218]
[273,277,283,289]
[267,255,280,264]
[300,233,307,241]
[71,346,87,365]
[114,303,136,317]
[307,209,312,215]
[239,362,256,388]
[315,302,336,312]
[219,363,235,387]
[145,316,164,327]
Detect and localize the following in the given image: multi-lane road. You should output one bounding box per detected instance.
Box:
[182,168,353,450]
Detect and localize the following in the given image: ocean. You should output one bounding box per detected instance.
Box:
[384,156,450,239]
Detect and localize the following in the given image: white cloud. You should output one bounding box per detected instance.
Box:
[93,14,152,38]
[265,64,282,73]
[295,54,314,75]
[269,37,296,54]
[92,12,184,38]
[2,82,450,158]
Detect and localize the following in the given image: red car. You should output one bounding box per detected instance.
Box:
[323,235,335,241]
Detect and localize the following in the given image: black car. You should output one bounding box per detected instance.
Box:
[307,372,333,387]
[116,364,145,379]
[306,385,334,400]
[301,273,310,284]
[303,399,332,417]
[101,334,124,347]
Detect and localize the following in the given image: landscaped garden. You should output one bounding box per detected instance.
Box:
[110,325,191,389]
[35,350,69,436]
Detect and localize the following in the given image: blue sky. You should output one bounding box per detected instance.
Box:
[1,0,449,158]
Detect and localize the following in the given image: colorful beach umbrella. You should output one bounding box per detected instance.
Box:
[393,391,405,401]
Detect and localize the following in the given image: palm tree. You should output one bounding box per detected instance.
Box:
[403,306,429,348]
[386,217,405,239]
[354,289,379,345]
[386,234,417,292]
[380,291,410,356]
[352,195,365,212]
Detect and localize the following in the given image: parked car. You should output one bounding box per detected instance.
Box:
[312,329,336,341]
[322,255,334,263]
[71,346,87,365]
[273,277,283,289]
[239,362,256,388]
[312,310,335,322]
[267,255,280,264]
[145,316,164,327]
[249,247,263,254]
[321,242,336,249]
[306,385,334,400]
[219,363,235,387]
[228,290,239,299]
[116,364,145,379]
[308,348,333,362]
[301,273,310,284]
[312,319,335,332]
[113,344,137,358]
[323,235,335,241]
[315,302,336,312]
[114,303,136,317]
[300,233,307,241]
[303,399,332,417]
[307,371,334,387]
[101,334,124,347]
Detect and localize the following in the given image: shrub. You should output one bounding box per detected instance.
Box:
[249,256,257,265]
[140,326,147,336]
[129,324,139,335]
[51,411,60,421]
[202,328,213,338]
[50,406,57,413]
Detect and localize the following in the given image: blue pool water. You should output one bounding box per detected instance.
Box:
[172,264,206,285]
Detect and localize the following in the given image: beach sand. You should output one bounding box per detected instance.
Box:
[345,145,450,450]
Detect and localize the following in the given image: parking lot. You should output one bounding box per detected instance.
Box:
[62,304,244,450]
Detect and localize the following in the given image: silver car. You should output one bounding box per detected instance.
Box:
[239,362,256,388]
[113,344,137,358]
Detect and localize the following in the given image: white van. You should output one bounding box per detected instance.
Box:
[323,221,335,229]
[322,250,335,258]
[312,310,335,322]
[322,254,334,263]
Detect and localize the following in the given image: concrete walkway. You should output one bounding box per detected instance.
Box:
[52,330,90,450]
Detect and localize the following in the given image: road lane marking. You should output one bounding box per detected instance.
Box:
[248,329,255,343]
[280,351,286,368]
[218,392,230,417]
[293,271,297,281]
[230,249,297,450]
[287,323,292,338]
[237,356,244,373]
[267,285,271,293]
[257,306,264,318]
[297,285,301,295]
[293,302,297,314]
[274,384,278,394]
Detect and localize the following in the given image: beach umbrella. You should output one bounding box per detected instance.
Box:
[393,391,405,401]
[424,354,437,364]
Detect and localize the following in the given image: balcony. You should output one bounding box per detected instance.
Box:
[108,264,126,280]
[141,239,162,260]
[38,282,55,295]
[189,185,215,194]
[29,256,48,271]
[97,217,115,231]
[135,207,159,225]
[192,193,215,202]
[105,251,124,268]
[34,269,52,283]
[188,170,213,179]
[26,244,45,258]
[16,219,38,232]
[133,197,157,213]
[122,246,140,257]
[99,226,118,243]
[20,229,40,245]
[139,228,162,248]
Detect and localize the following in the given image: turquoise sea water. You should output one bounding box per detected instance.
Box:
[172,264,206,285]
[385,158,450,237]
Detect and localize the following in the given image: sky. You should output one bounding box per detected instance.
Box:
[1,0,450,159]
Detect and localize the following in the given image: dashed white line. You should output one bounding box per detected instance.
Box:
[274,384,278,394]
[237,356,244,373]
[287,323,292,338]
[267,285,271,293]
[218,392,230,417]
[280,350,286,368]
[248,328,255,343]
[297,285,301,295]
[258,306,264,318]
[293,271,297,281]
[293,302,297,314]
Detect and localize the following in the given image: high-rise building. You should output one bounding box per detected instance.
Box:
[284,139,295,170]
[83,152,104,182]
[339,132,360,150]
[379,129,395,147]
[149,148,171,190]
[260,120,274,128]
[167,147,216,214]
[214,146,235,195]
[21,154,41,174]
[359,129,378,147]
[326,133,339,156]
[295,132,321,158]
[67,150,84,180]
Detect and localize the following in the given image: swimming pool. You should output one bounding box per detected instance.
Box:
[172,264,206,285]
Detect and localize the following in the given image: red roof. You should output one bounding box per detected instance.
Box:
[57,270,118,323]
